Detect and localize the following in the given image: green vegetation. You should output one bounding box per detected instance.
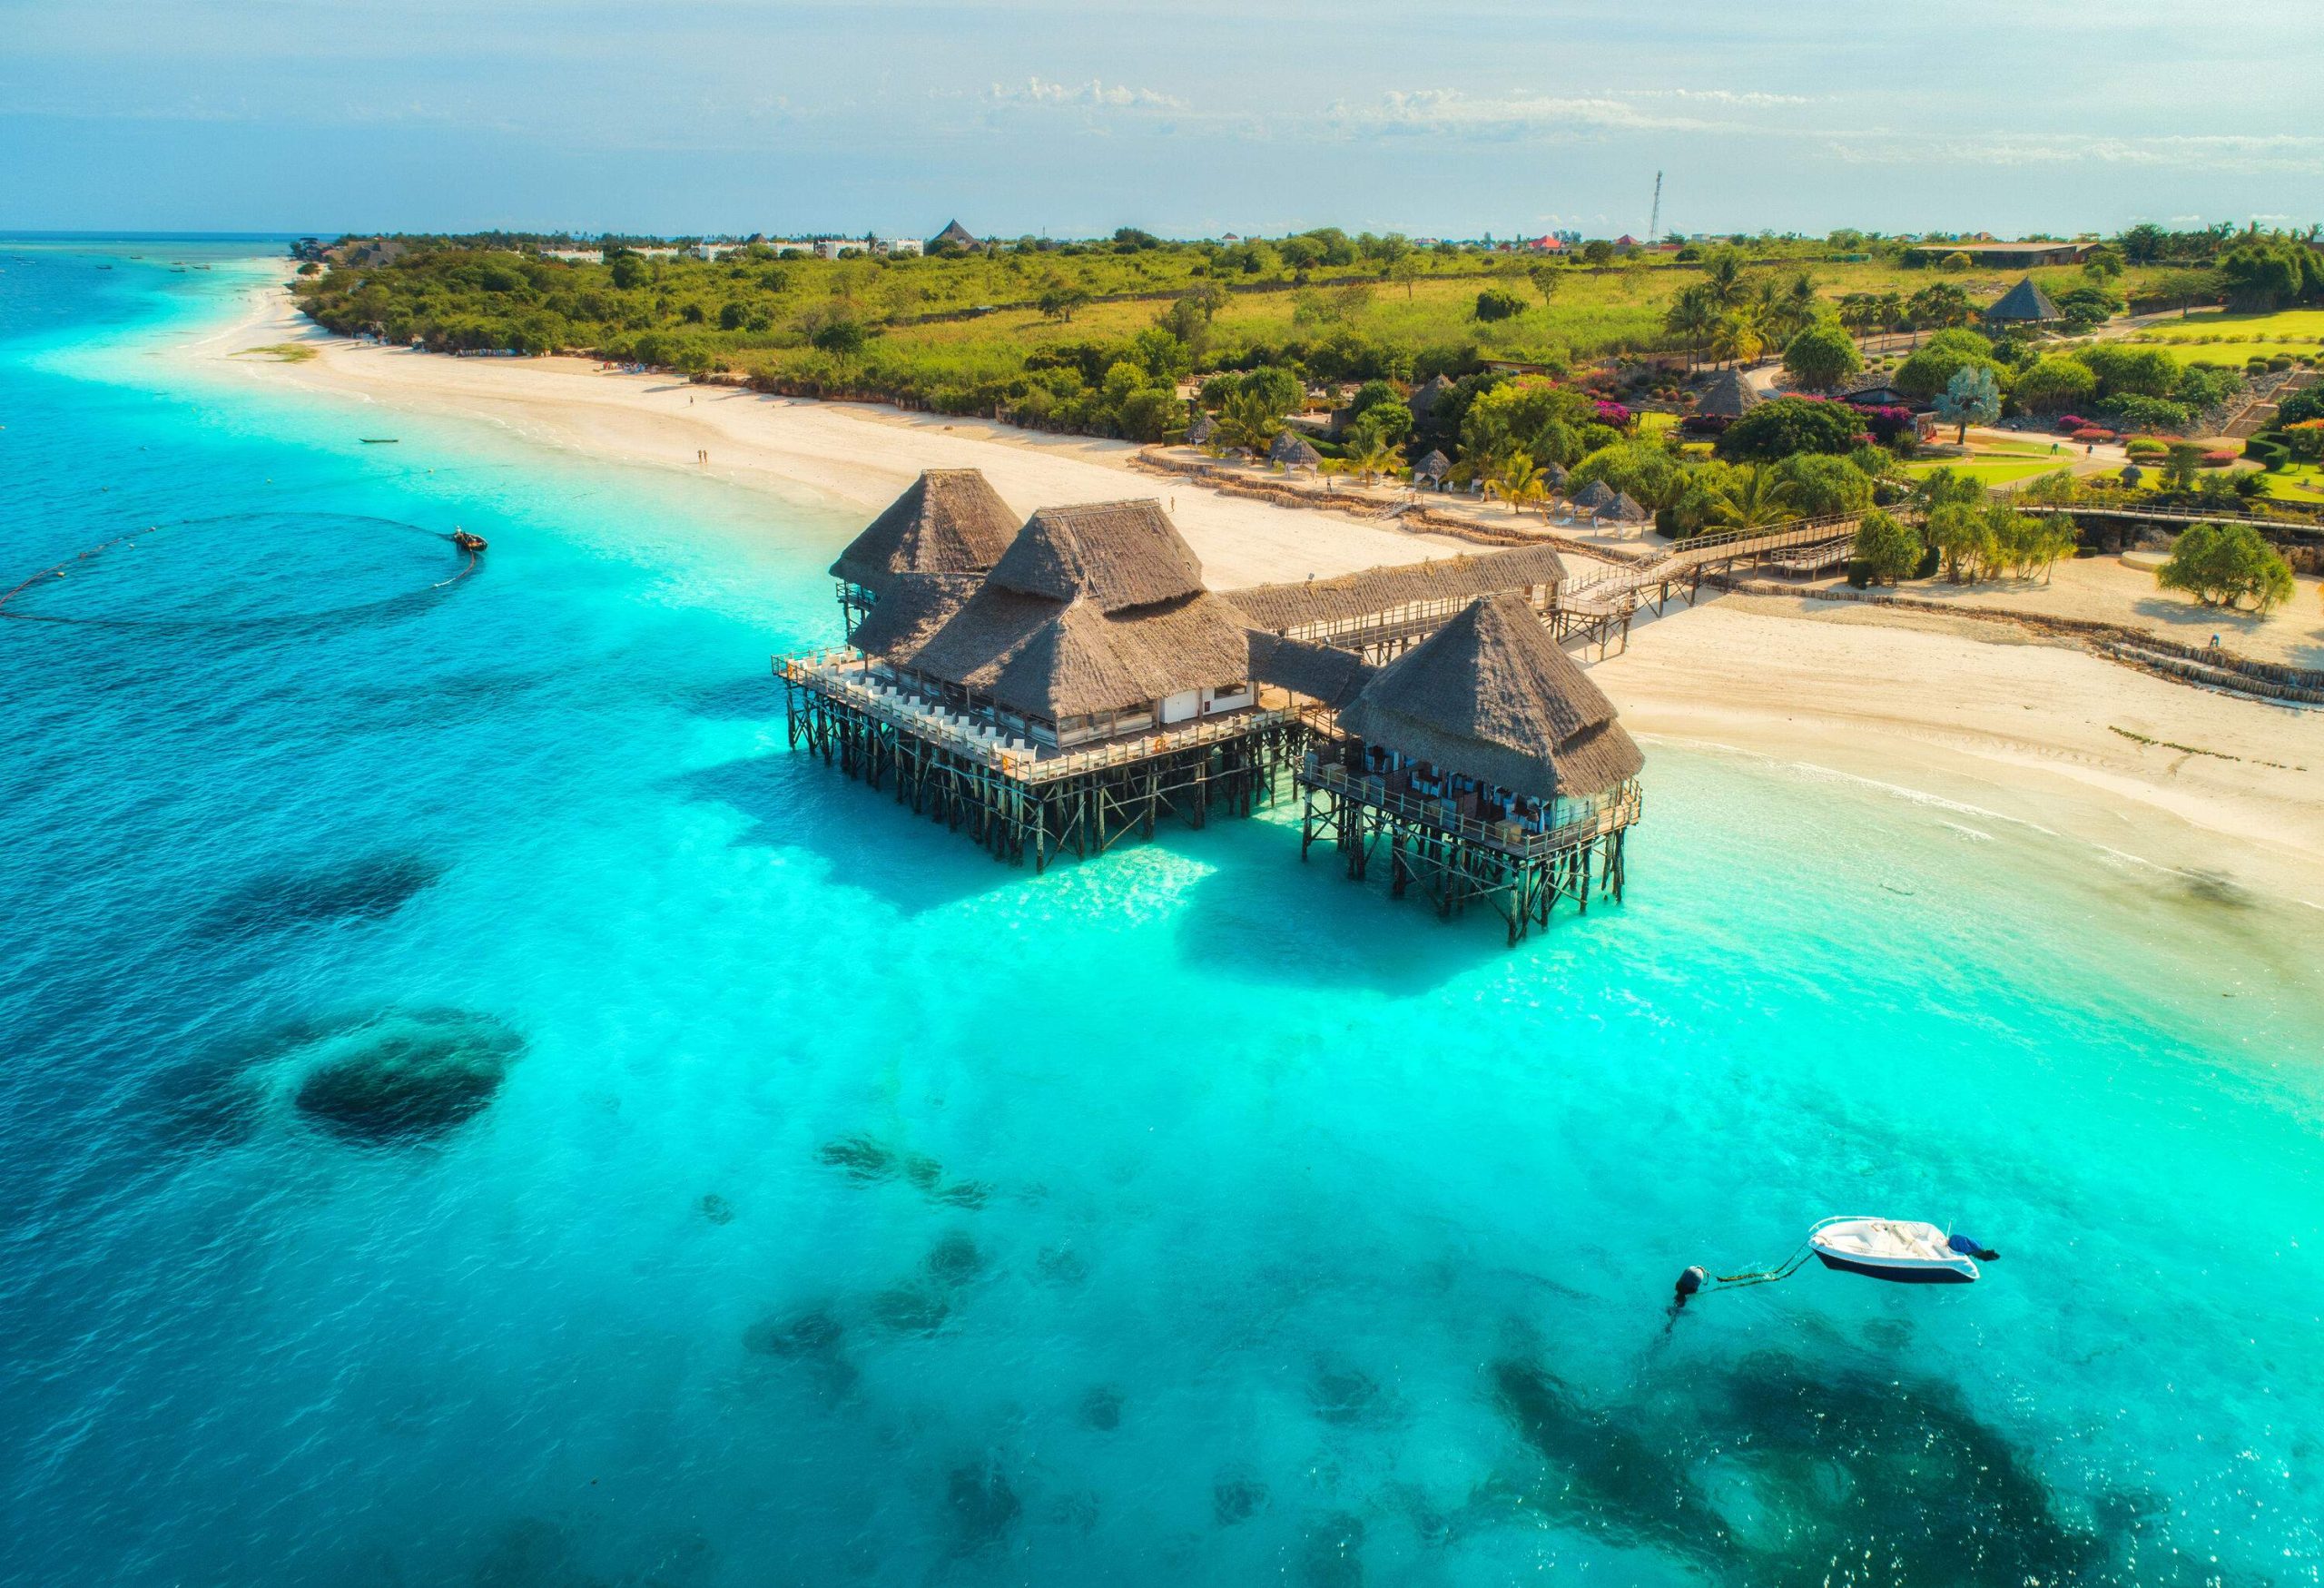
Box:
[233,342,317,362]
[2155,521,2298,612]
[290,225,2242,443]
[1849,508,1925,586]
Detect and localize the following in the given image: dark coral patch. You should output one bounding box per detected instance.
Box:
[290,1009,522,1144]
[924,1230,985,1287]
[205,853,441,938]
[1079,1386,1123,1431]
[947,1458,1020,1553]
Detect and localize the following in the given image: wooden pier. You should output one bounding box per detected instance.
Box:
[1297,759,1640,943]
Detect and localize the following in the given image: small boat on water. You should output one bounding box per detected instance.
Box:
[1808,1216,1993,1285]
[451,529,488,553]
[359,438,399,444]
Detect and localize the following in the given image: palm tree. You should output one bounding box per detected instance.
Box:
[1347,433,1398,485]
[1709,311,1765,369]
[1706,465,1798,529]
[1704,248,1747,310]
[1485,453,1545,516]
[1216,390,1284,456]
[1664,284,1719,369]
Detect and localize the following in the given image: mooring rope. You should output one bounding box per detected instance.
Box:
[1709,1242,1812,1291]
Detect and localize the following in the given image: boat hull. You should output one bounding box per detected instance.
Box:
[1812,1249,1976,1284]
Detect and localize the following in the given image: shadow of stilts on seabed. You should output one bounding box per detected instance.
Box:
[1169,814,1563,997]
[671,751,1039,919]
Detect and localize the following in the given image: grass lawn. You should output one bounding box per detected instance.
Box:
[2261,464,2324,502]
[2116,308,2324,368]
[1905,457,2063,487]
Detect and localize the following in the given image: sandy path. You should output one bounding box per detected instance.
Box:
[189,279,2324,906]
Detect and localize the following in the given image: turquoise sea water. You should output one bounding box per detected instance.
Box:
[3,242,2322,1588]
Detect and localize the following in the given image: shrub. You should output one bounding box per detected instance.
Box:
[1850,508,1924,586]
[2156,522,2296,612]
[2070,427,2112,443]
[1717,396,1866,461]
[2124,437,2169,460]
[2099,393,2194,434]
[2199,449,2238,468]
[2014,354,2098,414]
[1473,288,1528,322]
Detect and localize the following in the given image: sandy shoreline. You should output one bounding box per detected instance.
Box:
[190,279,2324,906]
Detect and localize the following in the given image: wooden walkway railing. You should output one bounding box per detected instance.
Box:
[1303,762,1642,860]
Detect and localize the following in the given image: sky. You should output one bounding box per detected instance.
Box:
[3,0,2319,240]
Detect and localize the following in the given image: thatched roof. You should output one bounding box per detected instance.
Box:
[1408,374,1453,418]
[1185,409,1216,445]
[1543,461,1570,488]
[1692,368,1762,419]
[1567,478,1616,514]
[1221,544,1567,635]
[930,220,980,249]
[1269,430,1324,467]
[848,571,980,658]
[989,500,1204,612]
[897,499,1251,720]
[1335,595,1643,802]
[1413,449,1452,481]
[831,469,1019,592]
[1986,274,2062,323]
[1603,491,1649,523]
[1246,630,1375,708]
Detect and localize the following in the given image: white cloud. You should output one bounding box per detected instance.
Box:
[988,76,1184,110]
[1827,131,2324,174]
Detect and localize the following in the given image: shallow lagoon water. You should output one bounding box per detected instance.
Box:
[3,243,2321,1586]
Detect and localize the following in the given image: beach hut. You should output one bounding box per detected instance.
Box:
[927,219,981,252]
[1407,374,1454,422]
[1603,491,1649,528]
[1413,449,1452,488]
[1684,369,1762,431]
[1269,431,1324,472]
[1299,593,1644,940]
[1568,479,1617,518]
[830,469,1019,638]
[886,499,1256,747]
[785,498,1295,871]
[1984,275,2063,330]
[1185,409,1216,447]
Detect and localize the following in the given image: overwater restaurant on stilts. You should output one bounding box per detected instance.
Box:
[775,469,1645,937]
[1295,593,1644,943]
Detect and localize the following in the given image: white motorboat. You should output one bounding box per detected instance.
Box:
[1807,1216,1987,1284]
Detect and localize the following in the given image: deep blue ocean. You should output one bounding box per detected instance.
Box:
[3,241,2321,1588]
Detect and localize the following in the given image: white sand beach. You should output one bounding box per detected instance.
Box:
[193,281,2324,905]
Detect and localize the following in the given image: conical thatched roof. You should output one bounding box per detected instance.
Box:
[1543,461,1570,488]
[1413,449,1452,480]
[831,469,1019,591]
[1185,409,1216,445]
[1568,478,1616,513]
[989,500,1204,612]
[848,571,980,658]
[1407,374,1453,418]
[899,499,1251,722]
[1692,368,1762,419]
[1603,491,1649,523]
[1269,429,1324,467]
[929,219,980,250]
[1986,274,2062,323]
[1335,594,1643,802]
